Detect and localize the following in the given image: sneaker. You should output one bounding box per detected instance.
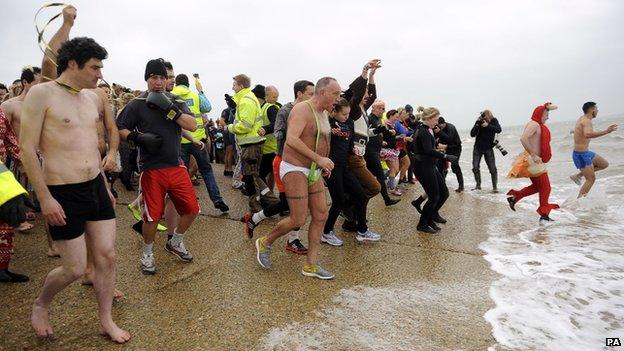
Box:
[390,188,403,196]
[356,230,381,242]
[301,264,335,280]
[127,204,142,221]
[215,201,229,213]
[165,240,193,262]
[255,236,271,268]
[321,231,344,246]
[140,253,156,275]
[570,174,582,186]
[286,238,308,255]
[241,212,256,239]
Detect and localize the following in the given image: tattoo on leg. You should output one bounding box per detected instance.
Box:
[286,195,308,200]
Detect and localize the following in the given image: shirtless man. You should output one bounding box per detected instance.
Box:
[0,67,41,139]
[0,67,41,232]
[506,102,560,222]
[255,77,339,280]
[40,6,121,293]
[20,37,130,343]
[570,102,618,198]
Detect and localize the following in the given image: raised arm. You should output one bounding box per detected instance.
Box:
[41,5,76,82]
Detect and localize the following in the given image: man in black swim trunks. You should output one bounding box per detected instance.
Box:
[20,37,130,343]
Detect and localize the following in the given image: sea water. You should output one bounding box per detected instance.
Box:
[469,116,624,350]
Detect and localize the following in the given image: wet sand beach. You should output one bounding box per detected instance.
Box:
[0,164,501,350]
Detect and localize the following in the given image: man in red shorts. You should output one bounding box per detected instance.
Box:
[117,59,199,274]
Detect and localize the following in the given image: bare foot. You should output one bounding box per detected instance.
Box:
[81,271,94,286]
[47,247,60,258]
[31,302,54,337]
[113,289,125,302]
[99,322,131,344]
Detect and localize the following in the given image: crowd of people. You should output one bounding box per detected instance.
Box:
[0,4,618,344]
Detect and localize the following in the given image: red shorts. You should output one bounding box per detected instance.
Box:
[139,166,200,222]
[272,155,285,193]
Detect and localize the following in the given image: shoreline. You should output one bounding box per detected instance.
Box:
[0,163,504,350]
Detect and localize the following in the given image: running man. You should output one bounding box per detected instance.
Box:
[570,102,618,198]
[254,77,340,280]
[20,37,130,343]
[506,102,560,222]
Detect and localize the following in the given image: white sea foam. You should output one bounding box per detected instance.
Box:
[475,117,624,350]
[260,282,481,351]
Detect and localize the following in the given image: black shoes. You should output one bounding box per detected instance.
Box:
[429,223,442,231]
[539,215,554,222]
[411,197,424,214]
[507,196,516,211]
[433,215,447,224]
[455,187,464,193]
[417,225,438,234]
[384,198,400,207]
[215,201,229,213]
[0,269,29,283]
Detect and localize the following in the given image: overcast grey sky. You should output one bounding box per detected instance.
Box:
[1,0,623,129]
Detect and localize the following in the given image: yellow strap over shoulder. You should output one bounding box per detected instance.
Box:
[0,163,27,206]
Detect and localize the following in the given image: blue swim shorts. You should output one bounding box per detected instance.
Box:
[572,150,596,169]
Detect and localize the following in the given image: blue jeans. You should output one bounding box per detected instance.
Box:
[180,143,224,204]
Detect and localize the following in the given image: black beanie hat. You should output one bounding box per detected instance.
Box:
[438,116,446,124]
[144,59,167,81]
[252,84,266,100]
[175,74,189,87]
[405,104,414,113]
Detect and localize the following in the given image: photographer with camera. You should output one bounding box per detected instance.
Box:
[470,109,502,192]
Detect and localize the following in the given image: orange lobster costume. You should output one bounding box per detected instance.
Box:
[506,103,559,217]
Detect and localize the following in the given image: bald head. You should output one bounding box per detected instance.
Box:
[265,85,279,104]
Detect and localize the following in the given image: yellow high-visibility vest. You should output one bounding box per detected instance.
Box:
[0,162,27,206]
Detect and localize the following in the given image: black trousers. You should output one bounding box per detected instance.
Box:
[472,147,497,188]
[447,148,464,188]
[119,142,136,187]
[365,150,392,203]
[324,165,368,233]
[259,152,275,183]
[414,161,449,227]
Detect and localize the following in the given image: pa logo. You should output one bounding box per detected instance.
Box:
[607,337,621,347]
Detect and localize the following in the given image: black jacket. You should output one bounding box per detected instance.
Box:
[470,118,501,150]
[438,122,462,153]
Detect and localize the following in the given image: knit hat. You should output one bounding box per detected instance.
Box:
[144,59,167,81]
[405,104,414,113]
[252,84,266,100]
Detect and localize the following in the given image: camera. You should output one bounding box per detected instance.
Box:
[493,139,508,156]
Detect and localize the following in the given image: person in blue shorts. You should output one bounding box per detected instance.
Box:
[570,102,618,197]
